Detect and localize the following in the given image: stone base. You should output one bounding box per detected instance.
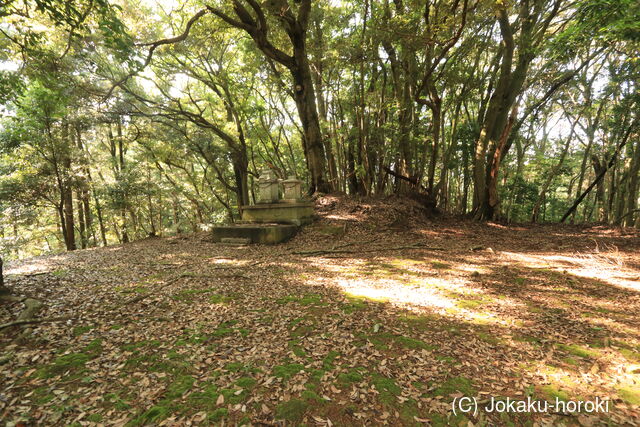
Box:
[212,224,299,245]
[241,202,314,225]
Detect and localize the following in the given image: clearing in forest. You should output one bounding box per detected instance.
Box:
[1,197,639,426]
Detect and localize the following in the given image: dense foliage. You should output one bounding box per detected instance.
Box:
[0,0,638,258]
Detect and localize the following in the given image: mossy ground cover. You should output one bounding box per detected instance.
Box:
[3,218,639,425]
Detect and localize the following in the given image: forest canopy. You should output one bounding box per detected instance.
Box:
[0,0,639,258]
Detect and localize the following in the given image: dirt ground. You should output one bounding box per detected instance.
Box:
[1,195,639,426]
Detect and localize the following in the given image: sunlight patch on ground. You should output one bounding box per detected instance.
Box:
[335,278,456,309]
[500,252,640,292]
[325,213,360,221]
[6,258,62,275]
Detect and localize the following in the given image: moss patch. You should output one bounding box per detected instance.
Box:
[432,376,475,398]
[37,339,102,379]
[72,325,94,336]
[618,386,640,405]
[540,385,571,402]
[127,405,172,426]
[275,399,308,423]
[337,369,364,385]
[273,363,305,381]
[557,343,599,359]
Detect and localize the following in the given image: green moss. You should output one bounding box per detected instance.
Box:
[301,390,325,403]
[224,362,246,372]
[220,388,249,404]
[562,357,579,366]
[31,386,55,405]
[165,375,195,399]
[208,408,229,422]
[400,314,439,328]
[273,363,305,381]
[513,334,540,345]
[513,277,526,285]
[477,331,501,345]
[338,369,364,385]
[394,335,437,350]
[73,325,94,336]
[124,352,190,376]
[288,339,307,358]
[435,355,456,364]
[341,296,368,313]
[51,269,68,278]
[210,294,234,304]
[557,343,599,359]
[344,292,389,304]
[432,376,475,398]
[309,368,325,384]
[540,385,570,402]
[116,285,148,294]
[619,348,640,362]
[186,382,219,410]
[322,351,340,370]
[455,299,485,310]
[127,405,172,426]
[236,377,257,388]
[275,399,308,423]
[618,386,640,405]
[83,339,103,354]
[291,325,314,339]
[224,362,260,375]
[86,413,103,422]
[211,320,240,338]
[104,393,131,411]
[372,373,401,402]
[122,340,161,351]
[37,341,101,379]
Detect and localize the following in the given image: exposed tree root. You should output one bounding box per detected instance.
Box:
[0,316,73,331]
[292,242,445,256]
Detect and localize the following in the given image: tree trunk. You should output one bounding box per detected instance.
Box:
[0,258,9,296]
[209,1,329,193]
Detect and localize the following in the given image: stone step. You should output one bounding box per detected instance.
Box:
[212,224,299,244]
[220,237,251,245]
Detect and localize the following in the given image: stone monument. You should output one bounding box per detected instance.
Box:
[212,171,314,244]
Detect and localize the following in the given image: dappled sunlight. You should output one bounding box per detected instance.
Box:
[337,278,456,309]
[207,257,246,266]
[304,256,530,330]
[6,257,65,276]
[501,251,640,291]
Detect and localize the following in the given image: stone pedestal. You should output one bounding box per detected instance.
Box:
[241,202,314,226]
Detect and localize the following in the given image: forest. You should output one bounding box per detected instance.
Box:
[1,0,640,426]
[0,0,637,257]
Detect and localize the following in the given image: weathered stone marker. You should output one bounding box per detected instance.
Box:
[257,169,280,203]
[282,176,303,202]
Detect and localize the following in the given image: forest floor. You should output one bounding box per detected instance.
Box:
[1,196,640,426]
